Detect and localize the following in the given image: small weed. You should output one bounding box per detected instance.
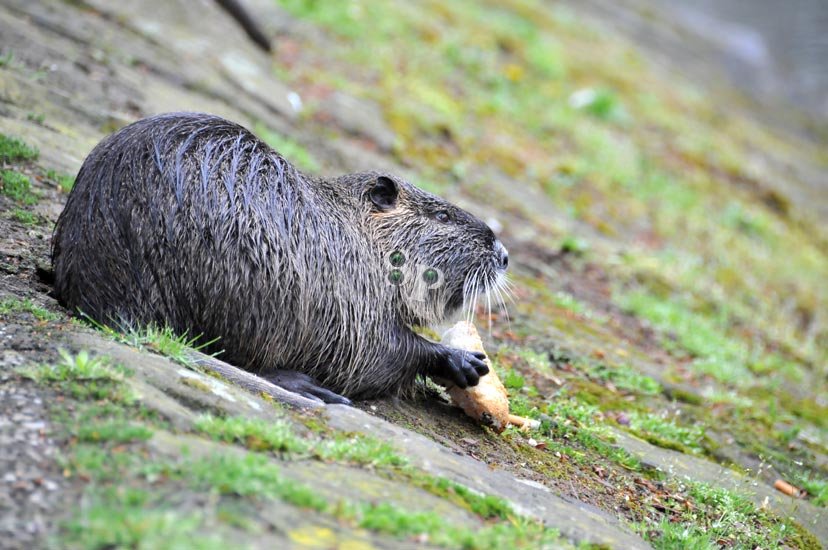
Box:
[559,235,589,255]
[62,445,138,482]
[638,518,714,550]
[534,392,645,471]
[46,168,75,192]
[83,316,219,366]
[187,429,560,546]
[0,297,59,321]
[11,208,39,225]
[0,51,14,67]
[569,88,627,122]
[502,368,525,390]
[254,123,320,173]
[26,112,45,124]
[131,325,218,365]
[1,170,38,204]
[23,349,124,383]
[0,134,39,163]
[21,349,134,403]
[624,410,704,454]
[797,475,828,507]
[508,394,539,419]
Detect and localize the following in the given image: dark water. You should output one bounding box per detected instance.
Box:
[651,0,828,119]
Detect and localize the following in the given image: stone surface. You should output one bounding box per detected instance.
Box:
[611,429,828,542]
[326,405,651,549]
[0,374,65,549]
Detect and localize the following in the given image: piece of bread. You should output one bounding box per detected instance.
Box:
[440,321,511,432]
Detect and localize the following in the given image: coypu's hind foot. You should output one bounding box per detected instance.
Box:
[263,370,352,405]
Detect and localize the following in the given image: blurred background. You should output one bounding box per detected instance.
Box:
[1,0,827,547]
[585,0,828,121]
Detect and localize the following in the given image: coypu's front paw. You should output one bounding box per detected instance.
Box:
[263,369,352,405]
[441,348,489,389]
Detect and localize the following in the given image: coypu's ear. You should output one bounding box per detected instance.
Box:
[369,176,398,211]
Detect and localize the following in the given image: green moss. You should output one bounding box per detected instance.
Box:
[0,297,60,321]
[75,420,154,443]
[187,453,328,510]
[195,414,310,455]
[314,434,408,467]
[196,414,408,468]
[0,134,39,163]
[60,487,225,550]
[347,501,562,549]
[417,477,514,520]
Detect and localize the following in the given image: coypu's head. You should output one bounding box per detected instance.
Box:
[345,172,510,325]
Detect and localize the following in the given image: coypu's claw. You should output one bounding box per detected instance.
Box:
[442,349,489,389]
[263,370,352,405]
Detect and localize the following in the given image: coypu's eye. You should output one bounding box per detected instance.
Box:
[433,210,451,223]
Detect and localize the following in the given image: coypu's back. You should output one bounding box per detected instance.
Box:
[52,113,399,396]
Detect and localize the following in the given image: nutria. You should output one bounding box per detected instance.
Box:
[52,112,509,404]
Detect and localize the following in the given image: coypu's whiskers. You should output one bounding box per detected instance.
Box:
[485,275,493,333]
[469,266,485,325]
[494,274,512,331]
[469,267,482,325]
[461,266,477,325]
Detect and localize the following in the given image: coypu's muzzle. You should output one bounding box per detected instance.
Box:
[493,239,509,271]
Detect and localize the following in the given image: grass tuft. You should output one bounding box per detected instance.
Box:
[1,170,38,204]
[0,133,39,163]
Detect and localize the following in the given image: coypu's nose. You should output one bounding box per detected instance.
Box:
[494,240,509,270]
